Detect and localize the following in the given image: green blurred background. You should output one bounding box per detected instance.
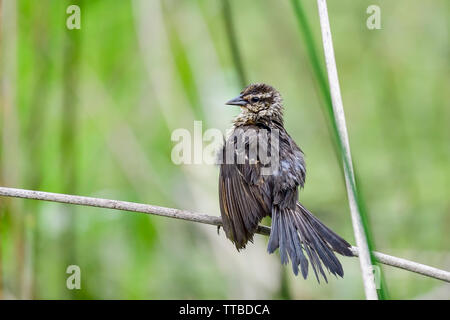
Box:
[0,0,449,299]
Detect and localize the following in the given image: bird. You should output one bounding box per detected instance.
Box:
[218,83,353,282]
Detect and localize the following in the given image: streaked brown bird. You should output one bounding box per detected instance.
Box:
[218,83,353,282]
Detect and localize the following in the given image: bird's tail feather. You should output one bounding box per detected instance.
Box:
[267,202,353,282]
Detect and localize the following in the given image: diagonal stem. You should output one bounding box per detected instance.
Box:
[0,186,449,283]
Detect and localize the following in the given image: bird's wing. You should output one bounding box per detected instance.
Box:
[218,127,272,249]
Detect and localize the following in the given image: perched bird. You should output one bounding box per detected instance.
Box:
[218,83,353,282]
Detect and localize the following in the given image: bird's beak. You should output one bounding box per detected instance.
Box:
[225,95,247,106]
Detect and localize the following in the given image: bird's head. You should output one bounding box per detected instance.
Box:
[226,83,283,125]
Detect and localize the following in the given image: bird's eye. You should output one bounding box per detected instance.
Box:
[251,97,260,103]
